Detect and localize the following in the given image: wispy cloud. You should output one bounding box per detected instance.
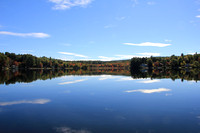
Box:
[147,1,156,5]
[115,55,138,59]
[104,24,116,29]
[0,31,50,38]
[98,75,135,81]
[116,77,135,81]
[124,42,171,47]
[49,0,93,10]
[62,43,71,46]
[58,52,88,58]
[164,39,172,42]
[98,55,139,61]
[131,0,139,7]
[98,75,119,80]
[97,53,161,61]
[188,52,196,55]
[55,126,91,133]
[89,41,95,44]
[137,79,160,83]
[165,93,172,96]
[0,99,50,106]
[125,88,171,94]
[97,55,130,61]
[196,15,200,18]
[137,52,160,56]
[20,50,34,54]
[97,56,118,61]
[60,52,161,61]
[59,79,87,85]
[116,16,126,21]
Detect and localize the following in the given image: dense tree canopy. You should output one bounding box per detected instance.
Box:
[131,53,200,69]
[0,52,130,70]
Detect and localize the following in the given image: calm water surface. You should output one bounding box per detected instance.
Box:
[0,71,200,133]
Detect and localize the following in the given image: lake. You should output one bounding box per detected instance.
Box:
[0,69,200,133]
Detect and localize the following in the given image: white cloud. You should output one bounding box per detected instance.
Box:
[97,55,132,61]
[147,1,156,5]
[124,42,171,47]
[0,99,50,106]
[60,52,161,61]
[58,52,88,58]
[137,79,160,83]
[59,79,87,85]
[98,55,139,61]
[164,39,172,42]
[0,31,50,38]
[115,55,138,59]
[196,15,200,18]
[55,127,91,133]
[188,52,196,55]
[97,56,119,61]
[97,53,161,61]
[49,0,93,10]
[137,52,160,56]
[125,88,171,94]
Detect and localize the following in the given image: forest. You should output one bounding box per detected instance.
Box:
[131,53,200,69]
[0,52,130,70]
[1,52,200,71]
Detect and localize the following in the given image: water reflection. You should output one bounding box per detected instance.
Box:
[125,88,171,94]
[55,127,91,133]
[59,79,88,85]
[0,69,200,133]
[0,69,200,85]
[137,79,160,84]
[0,99,50,106]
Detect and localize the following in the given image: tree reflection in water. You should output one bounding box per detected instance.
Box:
[0,68,200,85]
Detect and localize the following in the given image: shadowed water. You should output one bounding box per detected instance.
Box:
[0,69,200,133]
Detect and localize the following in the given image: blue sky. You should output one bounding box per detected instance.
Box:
[0,0,200,61]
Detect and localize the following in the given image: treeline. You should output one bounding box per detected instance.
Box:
[0,52,130,70]
[131,53,200,69]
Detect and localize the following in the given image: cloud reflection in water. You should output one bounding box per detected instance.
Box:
[125,88,171,94]
[0,99,50,106]
[55,127,91,133]
[137,79,160,84]
[59,79,87,85]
